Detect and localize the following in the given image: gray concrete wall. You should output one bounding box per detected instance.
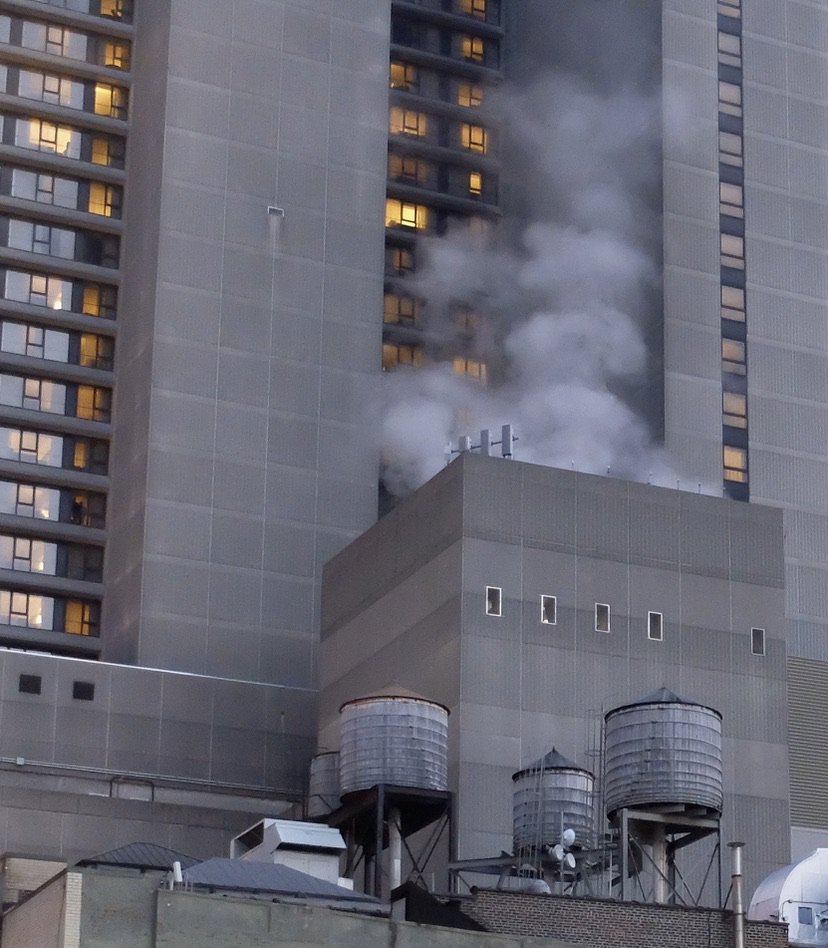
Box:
[103,0,389,693]
[320,455,789,896]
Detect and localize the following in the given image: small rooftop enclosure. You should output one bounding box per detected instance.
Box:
[231,819,345,885]
[319,454,790,898]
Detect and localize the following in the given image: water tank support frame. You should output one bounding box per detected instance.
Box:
[617,807,722,907]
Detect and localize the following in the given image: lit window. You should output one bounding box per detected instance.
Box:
[75,385,111,423]
[388,154,429,186]
[461,35,485,62]
[382,342,424,370]
[723,392,747,428]
[93,82,128,119]
[720,233,744,270]
[17,119,81,158]
[718,31,741,67]
[102,40,130,70]
[90,134,125,168]
[461,123,488,153]
[719,131,743,168]
[595,603,610,633]
[721,285,745,321]
[648,611,663,641]
[468,171,483,195]
[459,0,487,18]
[79,334,114,370]
[389,106,427,137]
[82,284,117,318]
[385,198,429,230]
[485,586,501,617]
[455,308,481,331]
[722,338,746,374]
[383,293,421,326]
[88,182,121,217]
[720,182,744,218]
[457,82,484,107]
[541,595,556,625]
[719,80,742,117]
[718,0,741,18]
[389,61,418,91]
[723,445,748,482]
[0,590,53,629]
[100,0,133,19]
[751,627,765,656]
[64,599,98,636]
[452,356,487,383]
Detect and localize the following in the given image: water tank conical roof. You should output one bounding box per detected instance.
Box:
[604,690,723,819]
[339,690,449,796]
[511,747,594,852]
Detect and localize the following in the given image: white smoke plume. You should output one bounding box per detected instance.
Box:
[380,73,693,498]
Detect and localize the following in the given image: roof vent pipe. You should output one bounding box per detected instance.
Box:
[728,841,745,948]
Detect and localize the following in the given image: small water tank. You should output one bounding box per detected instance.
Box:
[308,752,340,818]
[604,687,723,819]
[339,689,449,796]
[512,748,594,852]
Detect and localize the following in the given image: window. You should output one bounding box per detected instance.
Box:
[11,170,79,209]
[90,134,125,168]
[718,0,741,17]
[72,680,95,700]
[452,356,487,383]
[93,82,128,119]
[82,284,117,318]
[64,599,99,635]
[388,154,429,186]
[461,35,485,62]
[75,385,111,422]
[648,611,663,641]
[720,182,744,218]
[0,428,61,467]
[387,247,414,276]
[100,0,133,20]
[0,590,52,629]
[721,285,745,321]
[718,31,741,67]
[385,199,429,230]
[595,603,610,633]
[455,308,482,332]
[382,342,424,370]
[79,333,114,369]
[723,445,748,482]
[384,293,421,326]
[721,233,744,270]
[4,271,70,311]
[17,70,83,109]
[719,80,742,117]
[722,338,746,375]
[459,0,487,18]
[798,906,813,926]
[719,131,743,168]
[461,123,488,153]
[88,182,121,217]
[723,392,747,428]
[751,627,766,656]
[468,171,483,195]
[18,674,41,695]
[485,586,501,616]
[102,40,130,70]
[457,82,484,107]
[541,595,556,625]
[389,61,418,91]
[16,118,81,158]
[389,107,427,137]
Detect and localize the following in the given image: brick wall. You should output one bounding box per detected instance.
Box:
[463,890,789,948]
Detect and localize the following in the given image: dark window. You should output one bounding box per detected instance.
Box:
[595,603,610,633]
[485,586,501,616]
[751,627,766,656]
[541,595,556,625]
[18,673,41,694]
[72,680,94,700]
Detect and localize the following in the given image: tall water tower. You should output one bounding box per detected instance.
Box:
[604,687,724,905]
[321,688,452,899]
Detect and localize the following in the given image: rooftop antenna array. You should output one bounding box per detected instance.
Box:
[446,424,517,465]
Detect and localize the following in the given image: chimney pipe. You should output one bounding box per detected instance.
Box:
[728,841,745,948]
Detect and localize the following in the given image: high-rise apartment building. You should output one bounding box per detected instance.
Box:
[0,0,824,873]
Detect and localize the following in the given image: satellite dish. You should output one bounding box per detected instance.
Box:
[551,844,565,862]
[562,828,576,847]
[564,852,576,870]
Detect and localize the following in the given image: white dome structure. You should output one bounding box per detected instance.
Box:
[749,848,828,945]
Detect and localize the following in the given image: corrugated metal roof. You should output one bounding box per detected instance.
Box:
[183,859,377,902]
[77,842,199,870]
[270,820,345,851]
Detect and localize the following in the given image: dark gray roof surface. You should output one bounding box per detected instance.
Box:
[512,747,592,781]
[77,842,199,870]
[182,859,378,902]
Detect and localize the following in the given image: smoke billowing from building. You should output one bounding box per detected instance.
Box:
[381,71,689,498]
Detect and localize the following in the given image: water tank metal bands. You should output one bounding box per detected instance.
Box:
[339,693,449,797]
[308,751,340,818]
[604,692,723,819]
